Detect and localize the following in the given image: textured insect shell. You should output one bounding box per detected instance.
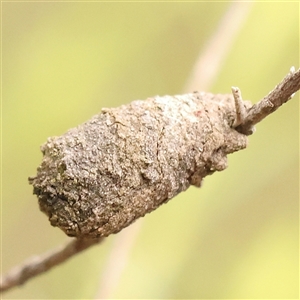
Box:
[30,92,248,238]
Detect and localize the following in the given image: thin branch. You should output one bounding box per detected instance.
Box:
[0,237,103,293]
[235,67,300,135]
[94,4,255,298]
[1,5,255,296]
[183,1,253,92]
[95,222,142,299]
[1,68,299,296]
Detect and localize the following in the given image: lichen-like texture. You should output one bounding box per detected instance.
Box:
[29,92,248,238]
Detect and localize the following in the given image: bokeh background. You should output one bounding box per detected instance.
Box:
[2,1,299,299]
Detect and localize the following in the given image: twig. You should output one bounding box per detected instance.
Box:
[1,5,255,295]
[235,67,300,135]
[1,68,299,296]
[232,86,247,127]
[0,237,103,293]
[95,221,142,299]
[184,1,253,92]
[94,3,254,298]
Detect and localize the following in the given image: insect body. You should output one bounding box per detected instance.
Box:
[29,92,249,238]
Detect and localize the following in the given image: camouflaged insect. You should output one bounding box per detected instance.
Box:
[29,92,251,239]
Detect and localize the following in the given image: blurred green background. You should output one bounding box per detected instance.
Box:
[2,2,299,299]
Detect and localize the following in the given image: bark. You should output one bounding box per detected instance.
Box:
[0,238,103,293]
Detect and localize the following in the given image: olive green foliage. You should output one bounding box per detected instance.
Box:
[2,2,298,299]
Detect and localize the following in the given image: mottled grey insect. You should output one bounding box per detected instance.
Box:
[29,92,251,239]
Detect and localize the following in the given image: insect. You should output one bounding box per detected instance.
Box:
[29,91,251,239]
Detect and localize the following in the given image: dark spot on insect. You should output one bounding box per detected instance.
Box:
[194,110,202,117]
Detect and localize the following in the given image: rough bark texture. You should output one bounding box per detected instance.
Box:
[29,92,249,238]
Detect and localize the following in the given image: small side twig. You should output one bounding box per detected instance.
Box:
[0,237,103,293]
[235,67,300,135]
[232,86,247,127]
